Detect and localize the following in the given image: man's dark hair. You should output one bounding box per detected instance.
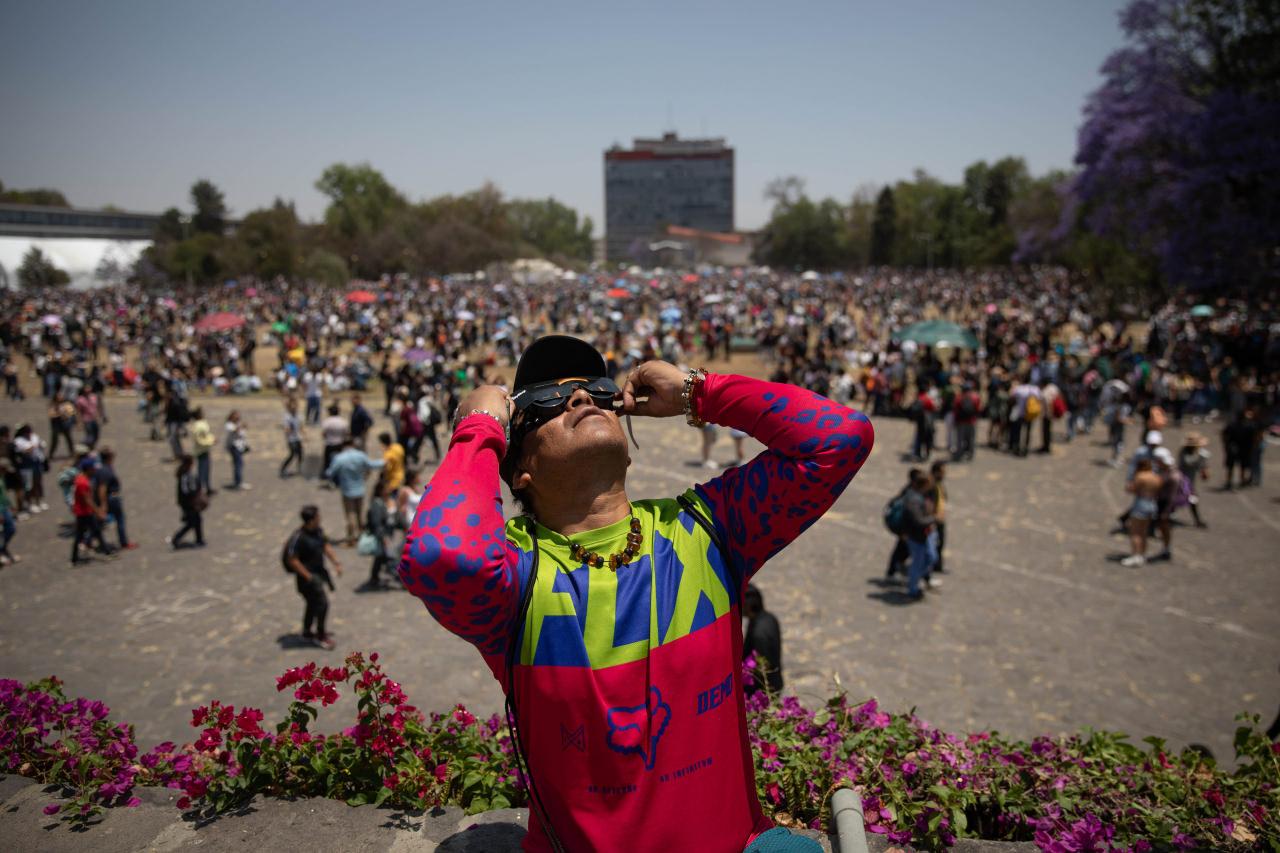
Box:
[300,505,319,523]
[328,404,339,415]
[930,460,946,475]
[379,432,392,445]
[744,584,764,614]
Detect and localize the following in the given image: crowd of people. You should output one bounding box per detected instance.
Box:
[0,265,1274,600]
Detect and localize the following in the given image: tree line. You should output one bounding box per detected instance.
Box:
[135,165,595,286]
[755,0,1278,297]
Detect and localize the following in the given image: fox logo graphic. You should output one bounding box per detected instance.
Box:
[604,687,671,771]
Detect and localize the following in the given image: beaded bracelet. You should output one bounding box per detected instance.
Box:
[456,409,510,443]
[683,368,707,427]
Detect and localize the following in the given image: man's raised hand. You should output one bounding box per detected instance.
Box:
[620,360,689,418]
[455,385,512,427]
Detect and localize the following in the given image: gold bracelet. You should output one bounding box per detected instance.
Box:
[683,368,707,427]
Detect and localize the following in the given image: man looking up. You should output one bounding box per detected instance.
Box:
[399,336,874,852]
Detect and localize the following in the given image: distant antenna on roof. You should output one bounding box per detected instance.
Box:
[665,101,675,135]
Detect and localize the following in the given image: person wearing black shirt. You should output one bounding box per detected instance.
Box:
[94,447,136,550]
[168,455,205,548]
[285,505,343,649]
[349,394,374,451]
[743,585,784,696]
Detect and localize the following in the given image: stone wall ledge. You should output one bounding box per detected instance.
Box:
[0,774,1038,852]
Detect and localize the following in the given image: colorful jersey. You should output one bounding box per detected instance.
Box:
[399,373,874,852]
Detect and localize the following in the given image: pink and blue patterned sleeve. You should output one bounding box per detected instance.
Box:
[692,373,875,580]
[397,415,523,656]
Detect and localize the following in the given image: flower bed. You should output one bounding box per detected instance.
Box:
[1,652,1275,850]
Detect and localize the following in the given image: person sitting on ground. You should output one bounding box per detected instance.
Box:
[398,335,874,852]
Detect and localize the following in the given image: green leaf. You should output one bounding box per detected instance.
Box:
[950,807,967,833]
[346,792,369,806]
[374,786,392,806]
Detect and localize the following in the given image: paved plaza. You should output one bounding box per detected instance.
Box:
[1,386,1277,761]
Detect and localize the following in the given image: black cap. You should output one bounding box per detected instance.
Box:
[512,335,607,391]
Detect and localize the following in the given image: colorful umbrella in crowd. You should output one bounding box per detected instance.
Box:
[403,348,431,363]
[40,314,62,326]
[1191,304,1214,318]
[271,321,290,334]
[456,309,476,321]
[606,288,631,299]
[193,312,246,333]
[895,319,979,350]
[345,290,377,304]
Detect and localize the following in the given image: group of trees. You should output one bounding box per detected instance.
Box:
[142,165,595,285]
[757,0,1278,297]
[755,157,1047,272]
[1,180,70,208]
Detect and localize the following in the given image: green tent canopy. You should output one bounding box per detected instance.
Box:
[895,320,979,349]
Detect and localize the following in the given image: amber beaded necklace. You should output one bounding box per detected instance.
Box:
[567,514,643,572]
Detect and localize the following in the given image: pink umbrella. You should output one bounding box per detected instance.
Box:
[245,287,259,297]
[194,312,246,333]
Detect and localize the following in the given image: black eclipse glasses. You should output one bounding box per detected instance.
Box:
[509,376,621,428]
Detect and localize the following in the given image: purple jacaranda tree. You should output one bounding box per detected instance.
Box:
[1067,0,1280,292]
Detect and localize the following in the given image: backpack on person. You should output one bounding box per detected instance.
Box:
[1051,395,1067,419]
[401,407,423,439]
[956,394,978,420]
[1025,396,1043,421]
[883,491,907,536]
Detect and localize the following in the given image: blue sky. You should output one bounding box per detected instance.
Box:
[0,0,1128,233]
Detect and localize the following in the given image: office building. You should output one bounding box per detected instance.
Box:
[604,133,734,263]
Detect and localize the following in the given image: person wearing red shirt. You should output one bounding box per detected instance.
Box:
[399,336,875,851]
[910,382,938,461]
[70,457,114,565]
